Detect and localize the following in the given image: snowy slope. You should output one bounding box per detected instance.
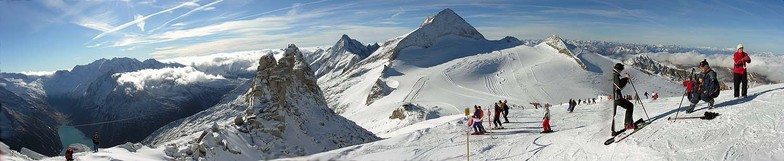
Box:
[318,8,683,136]
[291,83,784,161]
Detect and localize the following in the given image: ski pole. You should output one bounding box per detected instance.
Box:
[628,76,651,121]
[673,68,696,121]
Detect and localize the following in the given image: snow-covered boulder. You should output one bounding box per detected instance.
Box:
[20,147,45,160]
[66,143,91,153]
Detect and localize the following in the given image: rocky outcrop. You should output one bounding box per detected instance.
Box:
[152,44,378,160]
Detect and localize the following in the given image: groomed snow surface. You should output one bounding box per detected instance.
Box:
[290,84,784,161]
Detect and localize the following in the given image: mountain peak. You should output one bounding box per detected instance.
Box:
[387,8,483,55]
[340,34,352,40]
[414,8,483,40]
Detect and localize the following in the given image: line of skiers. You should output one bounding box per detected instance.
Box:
[470,100,510,135]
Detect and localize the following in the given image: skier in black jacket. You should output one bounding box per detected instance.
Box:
[611,63,636,132]
[687,59,719,113]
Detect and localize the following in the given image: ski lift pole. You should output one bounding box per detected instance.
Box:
[628,75,651,121]
[464,107,470,161]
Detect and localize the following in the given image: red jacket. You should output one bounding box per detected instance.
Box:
[682,80,695,93]
[494,105,502,117]
[733,51,751,74]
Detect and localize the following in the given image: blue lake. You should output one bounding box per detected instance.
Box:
[57,125,92,155]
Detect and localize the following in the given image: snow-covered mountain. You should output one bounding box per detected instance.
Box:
[307,34,379,79]
[143,44,378,160]
[543,35,587,70]
[0,76,61,156]
[317,8,681,137]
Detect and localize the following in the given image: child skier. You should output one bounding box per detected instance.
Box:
[541,104,553,133]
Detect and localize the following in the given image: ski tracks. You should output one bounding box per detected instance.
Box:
[404,77,428,102]
[484,74,510,98]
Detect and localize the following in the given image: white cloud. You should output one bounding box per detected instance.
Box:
[150,0,225,33]
[21,71,56,77]
[287,3,303,16]
[391,7,405,18]
[645,52,784,81]
[148,25,411,58]
[92,0,199,40]
[114,67,225,91]
[160,50,281,77]
[114,15,297,47]
[134,14,145,32]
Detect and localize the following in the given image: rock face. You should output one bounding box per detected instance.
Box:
[146,44,378,160]
[0,77,60,156]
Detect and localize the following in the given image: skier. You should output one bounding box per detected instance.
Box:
[686,60,720,113]
[644,92,649,99]
[93,132,100,152]
[733,44,751,98]
[65,147,74,161]
[493,103,504,129]
[502,100,510,123]
[541,103,553,133]
[652,92,658,100]
[568,99,576,113]
[611,63,637,131]
[683,77,696,100]
[471,106,487,135]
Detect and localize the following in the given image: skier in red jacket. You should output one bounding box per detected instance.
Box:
[733,43,751,98]
[683,77,696,100]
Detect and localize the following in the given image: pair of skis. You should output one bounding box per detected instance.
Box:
[604,119,647,145]
[604,112,721,145]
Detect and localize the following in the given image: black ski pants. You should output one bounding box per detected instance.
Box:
[493,115,502,127]
[503,108,509,122]
[614,99,634,125]
[734,73,748,97]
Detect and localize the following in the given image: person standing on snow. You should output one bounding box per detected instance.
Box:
[687,60,720,113]
[65,147,75,161]
[733,44,752,98]
[611,63,637,131]
[644,92,649,99]
[541,103,553,133]
[493,103,504,129]
[471,105,487,135]
[92,132,100,152]
[502,100,510,123]
[683,76,696,101]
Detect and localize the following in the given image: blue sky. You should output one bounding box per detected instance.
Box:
[1,0,783,73]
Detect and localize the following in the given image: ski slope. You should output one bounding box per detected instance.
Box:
[333,37,683,136]
[290,83,784,161]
